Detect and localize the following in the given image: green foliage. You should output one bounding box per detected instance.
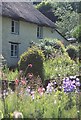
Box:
[36,1,79,38]
[2,66,19,81]
[66,45,78,61]
[36,1,56,22]
[79,44,81,62]
[71,24,81,42]
[18,46,45,81]
[39,38,66,59]
[0,100,4,119]
[2,90,79,118]
[55,5,79,37]
[44,53,79,80]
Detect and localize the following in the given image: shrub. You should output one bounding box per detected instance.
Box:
[38,38,66,59]
[66,45,78,61]
[44,53,79,80]
[79,45,81,62]
[71,24,81,42]
[41,38,65,52]
[18,46,45,82]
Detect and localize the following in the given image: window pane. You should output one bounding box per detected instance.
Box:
[15,50,17,56]
[15,21,19,34]
[11,44,13,50]
[37,26,39,38]
[11,20,19,34]
[11,51,13,56]
[12,21,14,27]
[11,21,14,33]
[15,45,17,50]
[37,26,43,38]
[40,27,43,38]
[12,26,14,32]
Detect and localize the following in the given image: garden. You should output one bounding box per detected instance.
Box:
[0,39,81,119]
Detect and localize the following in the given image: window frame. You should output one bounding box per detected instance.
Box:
[10,43,19,58]
[37,26,43,39]
[11,20,19,35]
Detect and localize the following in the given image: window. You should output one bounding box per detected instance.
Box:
[11,20,19,34]
[11,43,19,57]
[37,26,43,39]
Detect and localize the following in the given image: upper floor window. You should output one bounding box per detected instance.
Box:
[11,43,19,57]
[11,20,19,34]
[37,26,43,39]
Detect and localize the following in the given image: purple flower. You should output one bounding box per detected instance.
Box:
[63,76,80,93]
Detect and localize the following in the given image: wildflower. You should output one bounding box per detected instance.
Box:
[19,70,23,74]
[26,86,31,95]
[13,111,23,118]
[38,85,45,96]
[28,64,32,68]
[28,73,33,79]
[21,78,26,85]
[63,76,80,93]
[54,100,57,104]
[15,78,19,85]
[31,90,35,100]
[46,82,53,94]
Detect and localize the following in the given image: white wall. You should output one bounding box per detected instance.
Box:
[2,17,39,66]
[0,16,2,55]
[2,17,68,67]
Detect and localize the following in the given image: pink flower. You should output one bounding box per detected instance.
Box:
[15,79,19,85]
[19,70,23,74]
[21,79,26,85]
[28,64,32,68]
[28,73,33,79]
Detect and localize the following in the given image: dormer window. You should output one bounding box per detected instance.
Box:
[37,26,43,39]
[11,20,19,34]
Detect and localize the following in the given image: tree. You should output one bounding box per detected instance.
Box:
[36,1,57,22]
[36,1,79,38]
[53,2,79,38]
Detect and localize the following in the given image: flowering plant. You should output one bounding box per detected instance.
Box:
[63,76,80,92]
[15,79,19,86]
[28,64,32,68]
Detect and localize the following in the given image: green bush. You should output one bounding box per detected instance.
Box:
[18,46,45,81]
[66,45,78,61]
[44,53,79,80]
[41,38,65,52]
[2,66,19,81]
[38,38,66,59]
[79,45,81,62]
[71,24,81,42]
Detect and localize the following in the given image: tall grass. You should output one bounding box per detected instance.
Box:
[1,90,80,119]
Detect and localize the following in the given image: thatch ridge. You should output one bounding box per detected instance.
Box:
[0,2,55,28]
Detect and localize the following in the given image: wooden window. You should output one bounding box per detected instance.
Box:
[11,43,19,57]
[11,20,19,34]
[37,26,43,39]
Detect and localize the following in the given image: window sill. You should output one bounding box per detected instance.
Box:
[11,56,18,58]
[11,32,19,35]
[37,37,43,39]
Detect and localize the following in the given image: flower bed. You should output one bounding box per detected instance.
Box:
[0,75,81,119]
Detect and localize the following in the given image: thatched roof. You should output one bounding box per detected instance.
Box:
[0,2,55,28]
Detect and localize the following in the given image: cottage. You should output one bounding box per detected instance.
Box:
[0,2,68,67]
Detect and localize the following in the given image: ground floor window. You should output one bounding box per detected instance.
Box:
[11,43,19,57]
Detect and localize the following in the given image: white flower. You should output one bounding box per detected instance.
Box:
[13,111,23,118]
[54,100,57,104]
